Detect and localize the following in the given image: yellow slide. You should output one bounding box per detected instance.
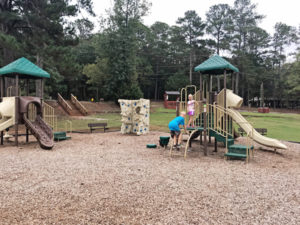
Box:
[0,97,16,132]
[220,89,287,150]
[227,108,287,150]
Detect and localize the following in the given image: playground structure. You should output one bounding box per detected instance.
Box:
[0,57,55,149]
[119,98,150,135]
[173,55,287,161]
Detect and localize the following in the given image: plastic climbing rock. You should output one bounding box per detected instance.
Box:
[118,99,150,135]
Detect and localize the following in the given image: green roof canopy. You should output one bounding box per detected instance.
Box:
[0,57,50,78]
[194,54,239,74]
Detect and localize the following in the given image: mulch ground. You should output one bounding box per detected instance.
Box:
[0,132,299,224]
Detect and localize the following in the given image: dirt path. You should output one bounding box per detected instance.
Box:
[0,132,299,224]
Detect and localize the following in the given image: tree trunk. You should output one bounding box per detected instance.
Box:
[189,50,192,84]
[260,82,264,107]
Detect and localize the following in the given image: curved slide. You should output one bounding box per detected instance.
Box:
[23,114,54,150]
[227,108,287,150]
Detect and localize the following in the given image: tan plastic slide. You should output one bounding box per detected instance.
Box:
[227,108,287,150]
[0,97,16,132]
[221,89,287,150]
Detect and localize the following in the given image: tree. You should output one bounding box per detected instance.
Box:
[206,3,231,91]
[206,4,231,54]
[270,22,298,107]
[230,0,264,99]
[177,10,206,84]
[100,0,150,101]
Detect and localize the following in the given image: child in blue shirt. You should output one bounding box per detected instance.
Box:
[168,111,186,149]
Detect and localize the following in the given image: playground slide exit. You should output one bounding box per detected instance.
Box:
[227,108,287,150]
[0,97,16,132]
[224,90,287,150]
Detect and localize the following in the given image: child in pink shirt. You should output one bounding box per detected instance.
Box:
[187,94,197,127]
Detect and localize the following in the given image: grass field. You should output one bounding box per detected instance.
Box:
[56,107,300,142]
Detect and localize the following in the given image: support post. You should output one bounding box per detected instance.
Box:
[176,99,179,117]
[40,78,44,99]
[26,79,29,96]
[214,137,217,152]
[26,128,29,143]
[235,72,239,95]
[15,96,19,146]
[232,73,235,92]
[203,103,207,156]
[1,131,3,145]
[199,73,203,101]
[0,77,4,99]
[15,74,19,97]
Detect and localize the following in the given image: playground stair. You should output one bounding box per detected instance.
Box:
[212,131,234,146]
[225,144,254,159]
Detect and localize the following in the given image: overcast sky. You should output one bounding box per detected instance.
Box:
[92,0,300,35]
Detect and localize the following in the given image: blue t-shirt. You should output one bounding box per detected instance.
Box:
[168,116,185,131]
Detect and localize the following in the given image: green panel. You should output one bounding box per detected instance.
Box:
[159,136,170,146]
[147,144,157,148]
[224,152,247,158]
[194,54,239,74]
[0,57,50,78]
[229,144,254,150]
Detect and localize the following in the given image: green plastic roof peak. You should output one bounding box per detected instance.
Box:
[194,54,239,74]
[0,57,50,78]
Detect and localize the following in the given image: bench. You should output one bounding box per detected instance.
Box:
[255,128,267,136]
[54,131,71,141]
[238,128,267,136]
[88,123,108,133]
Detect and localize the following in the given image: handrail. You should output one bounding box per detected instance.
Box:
[71,94,88,116]
[6,86,21,97]
[58,93,72,114]
[27,101,57,131]
[65,120,72,133]
[43,102,56,130]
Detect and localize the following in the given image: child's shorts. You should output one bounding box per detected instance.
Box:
[188,111,195,116]
[170,130,181,138]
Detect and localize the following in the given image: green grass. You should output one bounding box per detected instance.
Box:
[240,112,300,142]
[56,107,300,142]
[56,113,121,131]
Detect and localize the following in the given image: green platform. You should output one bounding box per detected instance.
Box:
[186,127,204,131]
[54,131,71,141]
[224,152,247,158]
[225,144,254,159]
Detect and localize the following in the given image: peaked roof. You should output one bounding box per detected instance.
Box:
[0,57,50,78]
[194,54,239,74]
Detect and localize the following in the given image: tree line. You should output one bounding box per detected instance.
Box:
[0,0,299,107]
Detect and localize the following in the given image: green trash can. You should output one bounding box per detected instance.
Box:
[159,136,170,148]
